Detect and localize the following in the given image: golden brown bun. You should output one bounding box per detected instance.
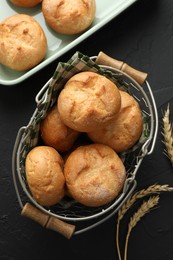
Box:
[0,14,47,71]
[10,0,42,7]
[40,105,80,152]
[42,0,96,35]
[88,91,143,153]
[25,146,65,206]
[57,71,121,132]
[64,144,126,207]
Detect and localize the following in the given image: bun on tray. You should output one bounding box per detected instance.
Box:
[42,0,96,35]
[9,0,42,7]
[40,105,80,152]
[57,71,121,132]
[64,143,126,207]
[0,14,47,71]
[25,146,65,206]
[88,90,143,152]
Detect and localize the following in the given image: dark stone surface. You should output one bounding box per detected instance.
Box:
[1,0,173,259]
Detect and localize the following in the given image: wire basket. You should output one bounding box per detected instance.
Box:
[12,52,158,237]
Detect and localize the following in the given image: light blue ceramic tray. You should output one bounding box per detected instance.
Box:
[0,0,137,85]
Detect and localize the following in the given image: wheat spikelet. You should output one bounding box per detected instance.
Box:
[162,104,173,166]
[127,195,159,231]
[124,195,160,260]
[116,184,173,260]
[118,184,173,221]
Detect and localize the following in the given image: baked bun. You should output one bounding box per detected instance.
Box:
[64,144,126,207]
[40,105,80,152]
[0,14,47,71]
[10,0,42,7]
[88,91,143,153]
[57,71,121,132]
[42,0,96,35]
[25,146,65,206]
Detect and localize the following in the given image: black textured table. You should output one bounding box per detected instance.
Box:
[1,0,173,259]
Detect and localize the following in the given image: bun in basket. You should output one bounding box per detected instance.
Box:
[40,105,80,152]
[25,146,65,206]
[88,90,143,153]
[57,71,121,132]
[64,144,126,207]
[10,0,42,7]
[0,14,47,71]
[42,0,96,35]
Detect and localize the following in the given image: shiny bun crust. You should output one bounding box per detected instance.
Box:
[42,0,96,35]
[0,14,47,71]
[57,71,121,132]
[64,144,126,207]
[88,90,143,153]
[40,105,80,152]
[25,146,65,206]
[10,0,42,7]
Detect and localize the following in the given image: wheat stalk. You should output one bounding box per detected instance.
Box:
[162,104,173,166]
[124,195,159,260]
[116,184,173,260]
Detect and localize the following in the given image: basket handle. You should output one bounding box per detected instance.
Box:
[21,203,75,239]
[96,51,148,86]
[12,127,28,209]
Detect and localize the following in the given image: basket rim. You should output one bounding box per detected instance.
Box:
[12,63,158,224]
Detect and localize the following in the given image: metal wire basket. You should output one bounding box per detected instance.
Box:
[12,52,158,238]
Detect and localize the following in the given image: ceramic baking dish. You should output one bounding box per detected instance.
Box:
[0,0,137,85]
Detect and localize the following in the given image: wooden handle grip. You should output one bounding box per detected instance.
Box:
[96,51,148,86]
[21,203,75,239]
